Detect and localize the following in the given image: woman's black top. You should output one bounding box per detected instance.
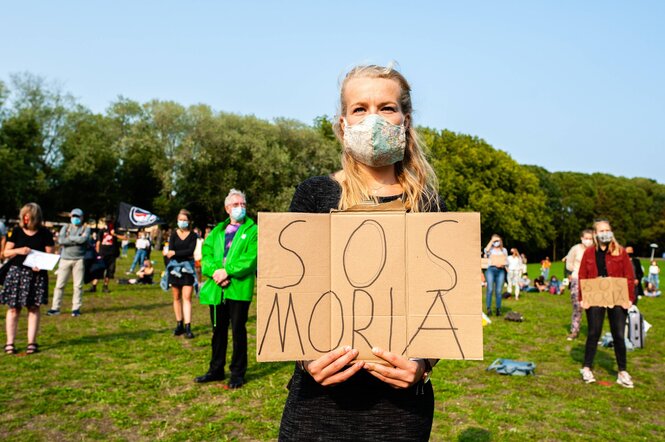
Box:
[278,175,445,442]
[8,226,55,275]
[595,248,608,277]
[168,230,197,261]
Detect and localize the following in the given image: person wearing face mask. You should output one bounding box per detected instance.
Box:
[625,246,644,305]
[563,229,594,340]
[194,189,257,389]
[279,65,445,442]
[1,203,55,355]
[46,209,91,317]
[578,219,635,387]
[165,209,197,339]
[506,248,523,300]
[483,235,508,317]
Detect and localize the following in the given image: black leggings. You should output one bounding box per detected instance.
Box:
[583,306,628,371]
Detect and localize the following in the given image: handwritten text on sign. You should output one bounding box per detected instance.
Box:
[256,211,482,361]
[580,277,630,307]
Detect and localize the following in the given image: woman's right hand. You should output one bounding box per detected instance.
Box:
[302,346,364,386]
[19,247,31,255]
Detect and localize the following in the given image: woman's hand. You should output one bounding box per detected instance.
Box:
[166,250,175,258]
[363,347,425,389]
[581,299,589,309]
[19,247,31,255]
[302,346,364,386]
[621,301,633,310]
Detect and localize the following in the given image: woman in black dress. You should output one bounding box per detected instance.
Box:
[1,203,55,354]
[166,209,197,339]
[279,64,444,441]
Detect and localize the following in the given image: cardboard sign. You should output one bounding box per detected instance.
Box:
[257,211,482,362]
[489,253,507,267]
[580,277,630,307]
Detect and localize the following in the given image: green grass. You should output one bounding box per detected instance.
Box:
[1,258,664,441]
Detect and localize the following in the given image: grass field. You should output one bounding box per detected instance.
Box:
[1,258,663,441]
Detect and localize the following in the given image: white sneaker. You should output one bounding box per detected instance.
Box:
[617,371,634,388]
[580,368,596,384]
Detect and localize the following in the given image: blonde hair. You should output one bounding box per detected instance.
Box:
[332,64,439,212]
[19,203,43,230]
[593,219,622,256]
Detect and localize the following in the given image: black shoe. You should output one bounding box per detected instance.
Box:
[85,286,97,293]
[102,285,110,293]
[486,308,492,317]
[228,377,244,389]
[173,321,184,336]
[46,309,61,316]
[184,323,195,339]
[496,308,502,317]
[194,372,225,383]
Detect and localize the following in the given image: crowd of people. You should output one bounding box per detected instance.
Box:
[0,63,662,440]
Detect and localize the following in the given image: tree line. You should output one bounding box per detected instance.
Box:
[1,73,663,259]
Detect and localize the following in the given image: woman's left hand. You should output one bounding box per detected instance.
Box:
[363,347,425,389]
[166,250,175,258]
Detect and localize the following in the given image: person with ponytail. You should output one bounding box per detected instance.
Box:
[279,64,445,441]
[578,219,635,387]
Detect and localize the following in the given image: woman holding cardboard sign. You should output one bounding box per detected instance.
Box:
[578,219,635,387]
[278,64,444,441]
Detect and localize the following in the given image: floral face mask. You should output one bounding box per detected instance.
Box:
[343,114,406,167]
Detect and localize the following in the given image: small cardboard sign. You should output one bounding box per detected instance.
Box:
[580,277,630,307]
[256,211,482,362]
[489,253,507,267]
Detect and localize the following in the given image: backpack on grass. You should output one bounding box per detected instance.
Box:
[486,358,536,376]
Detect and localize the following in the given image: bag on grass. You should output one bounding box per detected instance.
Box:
[486,358,536,376]
[504,311,524,322]
[626,307,645,349]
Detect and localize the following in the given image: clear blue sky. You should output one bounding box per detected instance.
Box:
[2,1,663,182]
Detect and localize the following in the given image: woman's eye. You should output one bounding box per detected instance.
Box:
[352,107,365,114]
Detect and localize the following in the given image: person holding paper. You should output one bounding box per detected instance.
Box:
[1,203,55,355]
[47,208,91,317]
[578,219,635,387]
[483,234,508,316]
[279,64,444,442]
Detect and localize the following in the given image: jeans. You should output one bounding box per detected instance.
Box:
[583,306,628,371]
[129,248,147,273]
[51,258,85,311]
[648,274,659,289]
[485,266,505,311]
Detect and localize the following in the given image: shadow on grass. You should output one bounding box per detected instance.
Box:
[46,327,172,350]
[569,344,619,375]
[457,426,492,441]
[85,302,167,315]
[248,360,292,384]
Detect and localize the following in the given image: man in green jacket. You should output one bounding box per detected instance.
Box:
[194,189,257,389]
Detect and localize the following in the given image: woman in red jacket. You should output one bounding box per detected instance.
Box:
[578,219,635,387]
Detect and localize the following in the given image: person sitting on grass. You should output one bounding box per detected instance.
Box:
[549,275,562,295]
[644,281,661,297]
[519,273,531,291]
[534,275,548,292]
[129,259,154,285]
